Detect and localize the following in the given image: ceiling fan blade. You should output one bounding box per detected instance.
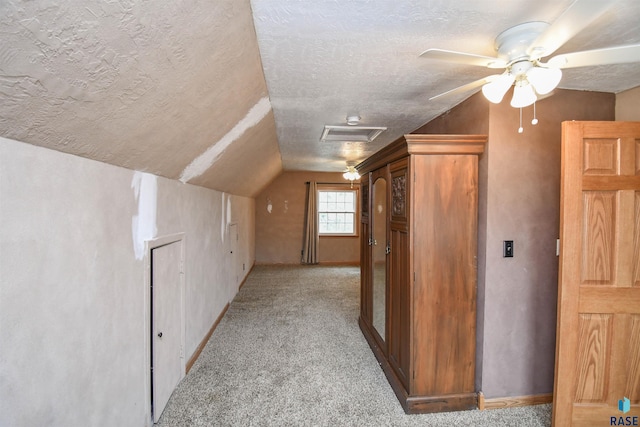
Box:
[527,0,613,59]
[547,44,640,68]
[421,48,507,69]
[429,75,501,101]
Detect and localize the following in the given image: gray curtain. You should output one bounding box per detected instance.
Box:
[301,181,319,264]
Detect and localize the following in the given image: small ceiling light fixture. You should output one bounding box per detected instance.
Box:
[343,165,361,188]
[346,115,361,126]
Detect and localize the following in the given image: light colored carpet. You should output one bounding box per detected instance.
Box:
[157,265,551,426]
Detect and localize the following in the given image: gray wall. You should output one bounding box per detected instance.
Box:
[0,137,255,426]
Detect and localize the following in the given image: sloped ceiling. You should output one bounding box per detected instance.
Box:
[1,0,639,195]
[0,0,281,197]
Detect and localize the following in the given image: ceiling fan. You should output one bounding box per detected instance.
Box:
[421,0,640,108]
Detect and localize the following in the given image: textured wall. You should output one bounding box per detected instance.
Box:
[481,89,614,398]
[255,172,360,265]
[414,89,615,399]
[616,86,640,120]
[0,137,254,426]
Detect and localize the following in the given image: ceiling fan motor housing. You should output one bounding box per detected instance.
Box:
[511,60,534,78]
[495,21,550,64]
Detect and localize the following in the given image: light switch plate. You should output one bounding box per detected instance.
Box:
[503,240,514,258]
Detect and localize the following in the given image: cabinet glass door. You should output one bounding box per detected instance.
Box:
[372,176,387,341]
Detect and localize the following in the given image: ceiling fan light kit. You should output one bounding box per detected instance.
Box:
[483,62,561,110]
[342,166,360,181]
[342,165,361,187]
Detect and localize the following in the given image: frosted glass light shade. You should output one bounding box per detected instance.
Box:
[526,67,562,95]
[481,73,515,104]
[510,81,537,108]
[343,168,360,181]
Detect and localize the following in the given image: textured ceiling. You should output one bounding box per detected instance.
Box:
[1,1,639,195]
[0,0,281,197]
[250,0,640,172]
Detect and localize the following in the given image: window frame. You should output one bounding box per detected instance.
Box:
[317,184,360,237]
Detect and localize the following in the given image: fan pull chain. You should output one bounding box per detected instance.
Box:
[532,101,538,125]
[518,107,524,133]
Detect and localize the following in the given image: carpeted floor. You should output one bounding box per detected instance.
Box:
[156,265,551,426]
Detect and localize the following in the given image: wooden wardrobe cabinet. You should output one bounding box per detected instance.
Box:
[356,134,486,414]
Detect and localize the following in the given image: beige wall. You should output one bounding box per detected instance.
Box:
[0,137,255,426]
[616,86,640,120]
[414,89,615,399]
[255,171,360,264]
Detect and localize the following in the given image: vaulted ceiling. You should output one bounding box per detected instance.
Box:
[1,0,639,196]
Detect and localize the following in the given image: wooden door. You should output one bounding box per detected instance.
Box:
[151,241,184,423]
[553,121,640,426]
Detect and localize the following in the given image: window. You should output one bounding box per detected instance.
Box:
[318,189,358,236]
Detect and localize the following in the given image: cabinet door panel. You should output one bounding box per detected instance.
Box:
[371,173,388,345]
[389,227,410,389]
[360,218,371,323]
[391,159,409,223]
[412,154,477,396]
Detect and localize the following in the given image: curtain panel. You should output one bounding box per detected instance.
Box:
[301,181,319,264]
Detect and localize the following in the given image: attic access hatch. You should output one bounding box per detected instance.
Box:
[320,125,387,143]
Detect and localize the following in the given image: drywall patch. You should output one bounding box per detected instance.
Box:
[221,192,227,242]
[179,97,272,183]
[219,192,234,242]
[131,172,158,260]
